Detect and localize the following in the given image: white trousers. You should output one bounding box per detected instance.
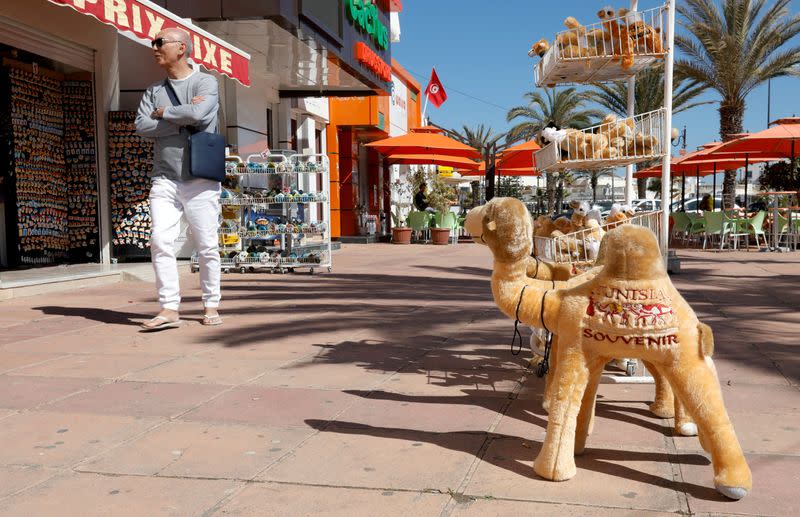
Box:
[149,177,221,311]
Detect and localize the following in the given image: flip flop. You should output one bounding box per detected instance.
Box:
[202,314,224,326]
[140,315,182,332]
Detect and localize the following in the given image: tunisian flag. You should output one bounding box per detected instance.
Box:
[424,68,448,108]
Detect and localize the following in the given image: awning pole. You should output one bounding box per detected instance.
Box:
[625,0,638,205]
[660,0,677,257]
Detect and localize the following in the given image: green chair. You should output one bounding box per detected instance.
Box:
[407,210,432,243]
[702,211,731,250]
[686,212,706,246]
[722,211,749,250]
[670,212,691,244]
[743,211,767,249]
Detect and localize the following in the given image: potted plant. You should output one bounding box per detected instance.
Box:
[390,177,413,244]
[426,171,458,245]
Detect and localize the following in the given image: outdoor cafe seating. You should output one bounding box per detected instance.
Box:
[670,207,799,251]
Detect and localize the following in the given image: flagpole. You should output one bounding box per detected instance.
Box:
[422,65,435,124]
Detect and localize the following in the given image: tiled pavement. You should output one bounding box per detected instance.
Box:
[0,244,797,516]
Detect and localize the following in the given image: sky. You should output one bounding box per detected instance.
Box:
[392,0,800,183]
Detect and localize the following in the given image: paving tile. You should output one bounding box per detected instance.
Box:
[181,386,356,427]
[463,438,685,512]
[673,410,800,456]
[124,355,284,386]
[0,411,160,468]
[260,423,485,491]
[0,376,98,410]
[215,483,449,516]
[47,381,225,418]
[254,362,397,390]
[716,384,800,414]
[12,354,171,380]
[80,421,314,480]
[681,454,800,517]
[381,367,525,398]
[0,352,67,374]
[0,472,240,517]
[334,390,507,433]
[451,499,680,517]
[0,465,59,499]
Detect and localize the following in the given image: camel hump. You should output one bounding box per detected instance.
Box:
[598,225,666,281]
[698,322,714,357]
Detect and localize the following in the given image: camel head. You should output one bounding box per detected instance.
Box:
[464,198,533,263]
[600,224,666,280]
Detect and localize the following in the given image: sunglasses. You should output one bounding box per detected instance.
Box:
[151,38,183,49]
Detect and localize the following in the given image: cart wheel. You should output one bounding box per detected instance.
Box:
[191,265,199,273]
[222,268,229,274]
[239,266,247,274]
[309,268,315,276]
[626,360,637,377]
[327,267,332,273]
[280,268,286,274]
[248,266,256,273]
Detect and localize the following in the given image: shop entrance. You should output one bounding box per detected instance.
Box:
[0,44,100,268]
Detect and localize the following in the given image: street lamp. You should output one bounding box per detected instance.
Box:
[671,125,687,150]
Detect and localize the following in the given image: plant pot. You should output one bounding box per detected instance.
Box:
[392,227,412,245]
[430,227,451,245]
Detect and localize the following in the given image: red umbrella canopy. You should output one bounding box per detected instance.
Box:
[713,118,800,157]
[459,161,540,177]
[366,126,482,159]
[385,154,480,169]
[497,140,541,169]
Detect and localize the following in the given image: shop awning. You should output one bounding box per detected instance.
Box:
[48,0,251,86]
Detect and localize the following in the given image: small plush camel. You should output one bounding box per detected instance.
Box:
[466,205,698,437]
[467,197,751,500]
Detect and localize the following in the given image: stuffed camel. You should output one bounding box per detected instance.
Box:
[468,207,697,438]
[465,197,751,500]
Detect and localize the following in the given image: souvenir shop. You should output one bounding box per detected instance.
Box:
[0,4,114,269]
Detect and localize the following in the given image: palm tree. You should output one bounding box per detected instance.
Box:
[677,0,800,208]
[587,64,710,198]
[506,88,603,211]
[506,88,602,143]
[452,124,505,157]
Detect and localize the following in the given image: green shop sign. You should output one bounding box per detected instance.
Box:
[346,0,389,51]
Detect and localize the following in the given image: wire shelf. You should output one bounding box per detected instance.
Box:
[534,108,667,172]
[533,5,667,87]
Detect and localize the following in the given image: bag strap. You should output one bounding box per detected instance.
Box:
[162,79,197,134]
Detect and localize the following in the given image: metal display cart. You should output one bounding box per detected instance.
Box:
[527,1,677,380]
[192,151,332,275]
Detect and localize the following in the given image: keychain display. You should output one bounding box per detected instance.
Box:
[5,66,69,265]
[63,80,100,261]
[107,111,153,257]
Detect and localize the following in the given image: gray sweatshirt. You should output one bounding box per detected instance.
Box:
[135,65,219,181]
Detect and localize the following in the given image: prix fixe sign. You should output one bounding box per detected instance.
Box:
[48,0,251,86]
[346,0,389,51]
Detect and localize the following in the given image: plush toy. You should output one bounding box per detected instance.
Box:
[552,216,574,235]
[598,6,635,70]
[606,203,635,228]
[626,132,660,156]
[569,201,591,230]
[557,17,589,59]
[529,38,550,58]
[468,201,695,434]
[471,197,751,500]
[619,8,664,54]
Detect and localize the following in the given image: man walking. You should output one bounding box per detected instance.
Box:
[136,27,222,330]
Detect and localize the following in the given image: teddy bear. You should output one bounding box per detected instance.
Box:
[626,132,660,156]
[618,8,664,54]
[556,16,590,59]
[569,201,591,230]
[605,203,635,228]
[468,197,752,500]
[598,6,635,69]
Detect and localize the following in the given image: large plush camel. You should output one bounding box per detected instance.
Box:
[466,198,751,500]
[466,205,698,437]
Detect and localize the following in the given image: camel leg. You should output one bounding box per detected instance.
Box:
[575,356,607,455]
[645,360,674,418]
[533,347,590,481]
[673,392,698,437]
[542,336,560,414]
[661,357,751,500]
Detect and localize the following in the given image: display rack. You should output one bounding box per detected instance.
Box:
[534,5,667,87]
[192,151,332,275]
[526,2,676,381]
[107,111,153,258]
[534,108,666,172]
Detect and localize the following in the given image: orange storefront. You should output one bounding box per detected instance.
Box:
[327,60,421,240]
